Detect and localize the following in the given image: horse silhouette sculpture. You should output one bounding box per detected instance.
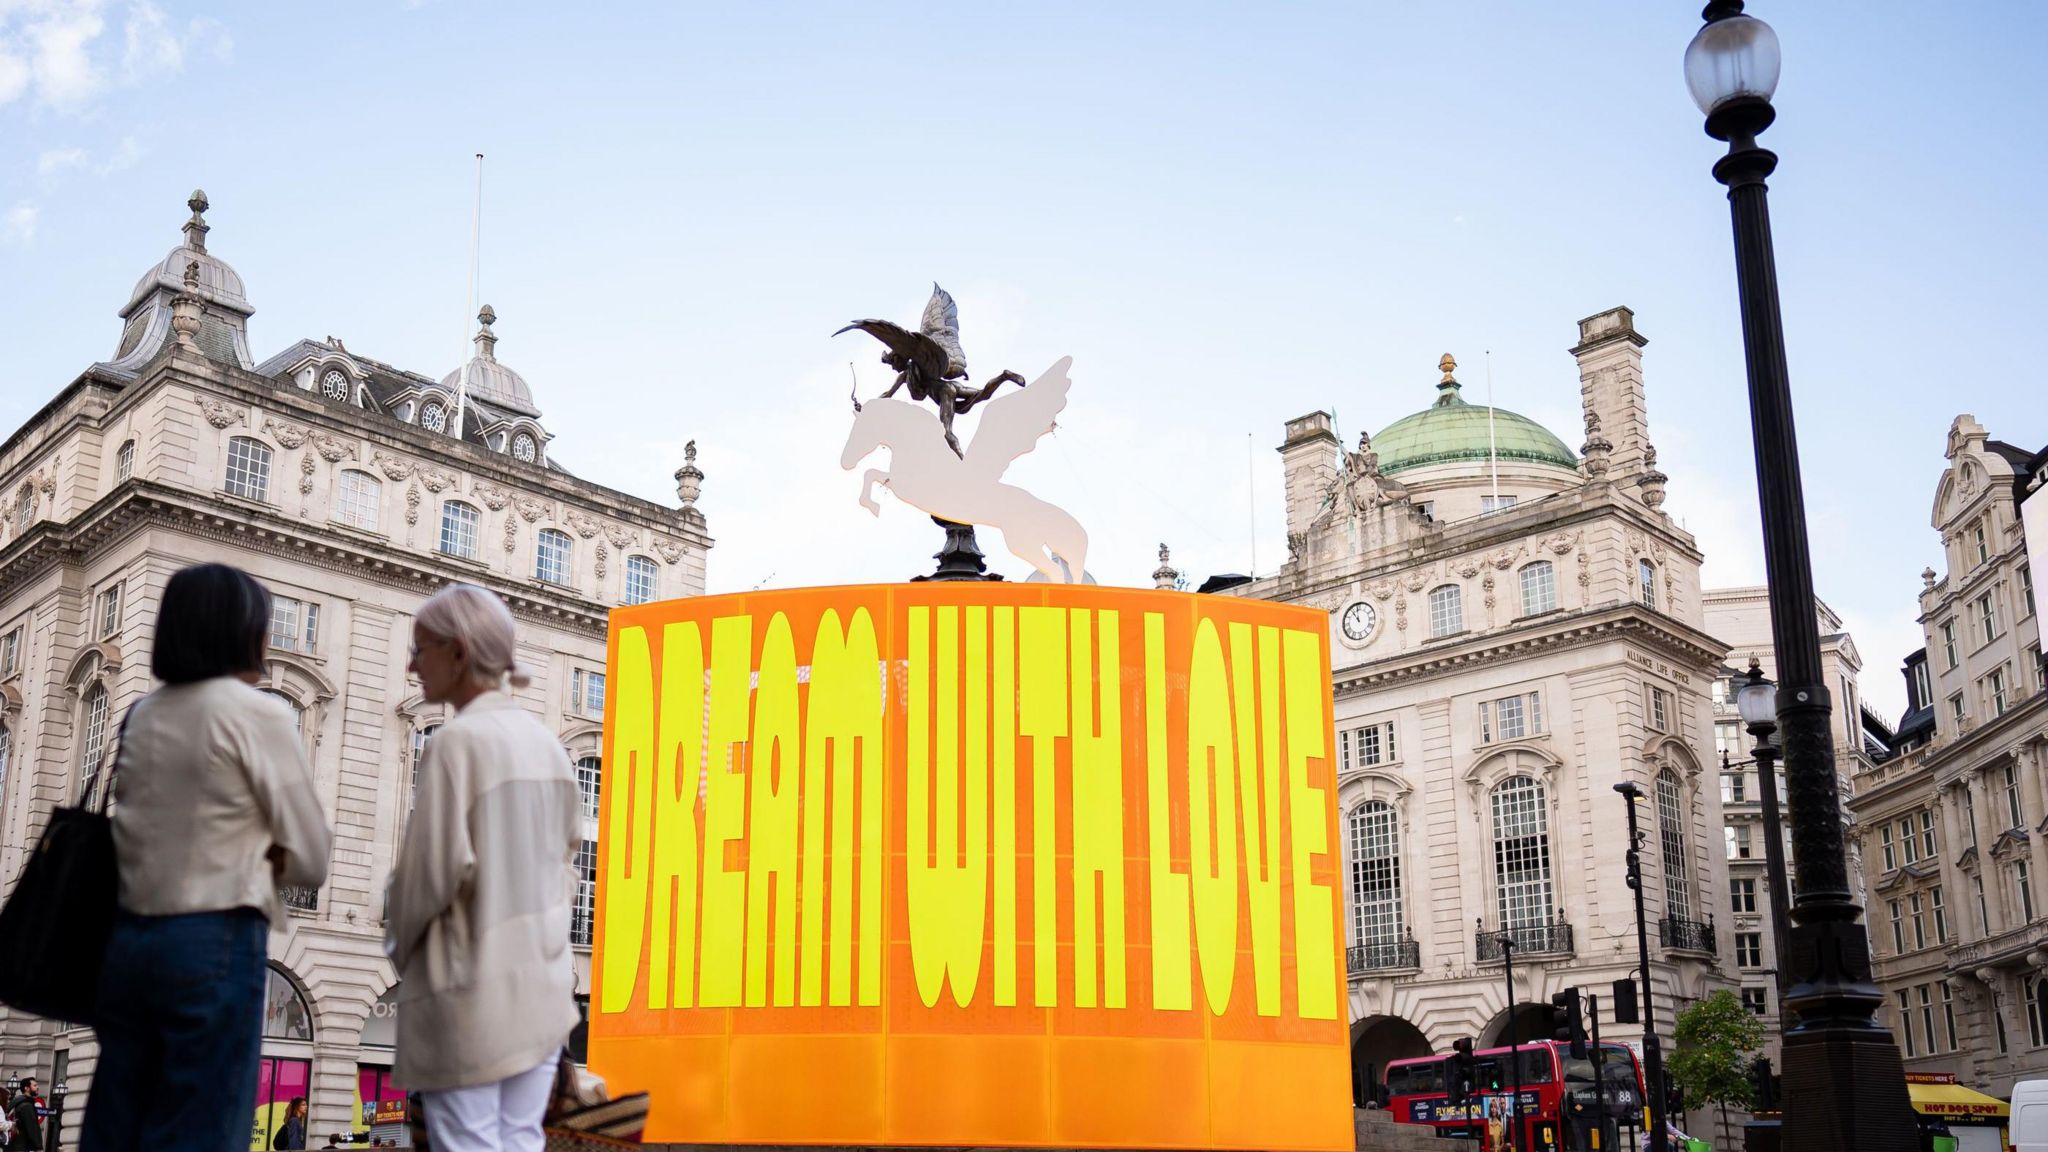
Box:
[842,356,1087,583]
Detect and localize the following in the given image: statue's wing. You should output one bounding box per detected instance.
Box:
[833,318,951,383]
[919,283,968,379]
[961,357,1073,484]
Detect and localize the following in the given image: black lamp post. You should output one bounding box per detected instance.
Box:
[1613,782,1666,1152]
[1735,660,1793,998]
[1686,5,1916,1149]
[47,1080,66,1152]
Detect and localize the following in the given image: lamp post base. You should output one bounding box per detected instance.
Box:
[913,517,1004,583]
[1779,1026,1915,1152]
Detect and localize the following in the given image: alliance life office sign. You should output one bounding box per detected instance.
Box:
[590,583,1350,1150]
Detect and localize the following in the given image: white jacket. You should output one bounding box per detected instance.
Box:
[385,691,581,1092]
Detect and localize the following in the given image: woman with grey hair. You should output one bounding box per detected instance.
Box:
[387,584,580,1152]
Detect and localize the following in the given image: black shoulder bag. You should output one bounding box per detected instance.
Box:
[0,711,126,1024]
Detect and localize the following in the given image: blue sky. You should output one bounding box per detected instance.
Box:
[4,1,2044,719]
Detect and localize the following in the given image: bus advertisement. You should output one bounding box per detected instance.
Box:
[1384,1039,1645,1151]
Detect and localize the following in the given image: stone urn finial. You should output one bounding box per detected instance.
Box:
[674,439,704,508]
[1579,410,1613,480]
[170,261,203,348]
[1153,542,1179,590]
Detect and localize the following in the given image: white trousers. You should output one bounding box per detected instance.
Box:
[421,1054,558,1152]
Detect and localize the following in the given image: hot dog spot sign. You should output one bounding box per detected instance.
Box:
[590,583,1350,1150]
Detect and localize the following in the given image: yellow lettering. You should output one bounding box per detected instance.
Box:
[698,614,751,1007]
[1019,606,1067,1008]
[744,613,800,1007]
[1070,609,1125,1009]
[800,607,883,1008]
[991,607,1017,1007]
[1188,617,1239,1015]
[1145,613,1191,1011]
[906,606,988,1007]
[1241,624,1283,1017]
[599,626,655,1013]
[649,621,704,1010]
[1285,627,1338,1020]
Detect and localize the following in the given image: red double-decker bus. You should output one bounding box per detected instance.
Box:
[1383,1039,1645,1151]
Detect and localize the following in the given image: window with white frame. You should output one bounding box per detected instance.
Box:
[575,755,603,823]
[224,436,272,501]
[1910,893,1928,950]
[80,682,110,777]
[1735,931,1761,968]
[573,838,596,946]
[439,501,480,560]
[1519,561,1556,617]
[95,582,121,639]
[1932,886,1949,942]
[2022,860,2039,923]
[1897,817,1920,866]
[1648,685,1670,732]
[1478,691,1543,743]
[263,689,305,736]
[1726,824,1752,860]
[1977,594,2001,645]
[321,369,351,402]
[1888,900,1905,952]
[408,723,440,814]
[1990,666,2012,716]
[2023,565,2036,619]
[1881,825,1897,871]
[1656,769,1691,922]
[624,555,658,606]
[1973,520,1991,567]
[270,596,320,655]
[1730,876,1757,914]
[571,669,606,719]
[1340,721,1397,770]
[1921,810,1938,860]
[536,528,573,585]
[1741,987,1767,1016]
[116,439,134,480]
[1950,693,1966,729]
[1638,559,1657,608]
[1489,775,1553,929]
[1976,876,1991,936]
[0,724,10,810]
[1912,661,1933,706]
[1941,621,1959,670]
[1481,494,1517,515]
[1941,983,1958,1052]
[1899,989,1919,1057]
[2030,979,2048,1049]
[1348,801,1404,947]
[1721,768,1746,804]
[335,469,381,531]
[1716,721,1742,760]
[0,628,16,677]
[2006,764,2025,829]
[512,433,538,464]
[1428,584,1463,637]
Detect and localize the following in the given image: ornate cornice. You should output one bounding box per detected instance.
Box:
[1332,602,1725,700]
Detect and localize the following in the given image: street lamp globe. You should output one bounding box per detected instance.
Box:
[1685,10,1781,124]
[1736,662,1778,727]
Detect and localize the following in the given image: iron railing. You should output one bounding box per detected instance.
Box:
[1476,914,1575,961]
[279,885,319,913]
[1659,914,1717,954]
[1347,934,1421,974]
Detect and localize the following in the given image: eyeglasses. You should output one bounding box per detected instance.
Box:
[408,636,452,660]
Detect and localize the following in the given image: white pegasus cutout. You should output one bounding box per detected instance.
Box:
[841,356,1088,583]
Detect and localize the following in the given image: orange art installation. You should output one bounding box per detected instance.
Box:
[591,583,1349,1150]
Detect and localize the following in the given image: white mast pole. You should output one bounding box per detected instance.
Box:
[1248,432,1258,577]
[453,153,483,437]
[1486,349,1500,509]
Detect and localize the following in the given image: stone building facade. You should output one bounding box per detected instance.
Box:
[1231,307,1735,1110]
[1851,415,2046,1097]
[0,192,710,1144]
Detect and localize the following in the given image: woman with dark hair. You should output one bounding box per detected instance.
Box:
[80,563,332,1152]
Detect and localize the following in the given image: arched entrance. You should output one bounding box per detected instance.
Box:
[1350,1014,1433,1107]
[1479,1002,1552,1050]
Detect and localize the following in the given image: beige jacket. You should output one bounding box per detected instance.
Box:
[385,691,581,1092]
[109,677,331,921]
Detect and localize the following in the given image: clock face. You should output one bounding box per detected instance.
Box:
[1341,601,1377,643]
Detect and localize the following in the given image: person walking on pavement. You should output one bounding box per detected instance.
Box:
[78,564,333,1152]
[273,1097,309,1150]
[387,584,580,1152]
[6,1077,42,1151]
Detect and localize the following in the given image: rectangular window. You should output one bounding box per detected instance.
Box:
[572,669,606,719]
[223,437,272,501]
[1976,876,1991,936]
[1520,562,1557,616]
[1715,721,1743,760]
[1910,893,1927,950]
[96,582,121,639]
[572,839,596,946]
[1899,817,1920,865]
[1638,560,1657,608]
[439,502,480,560]
[1712,677,1727,705]
[1741,987,1768,1016]
[2021,860,2037,923]
[1496,695,1526,740]
[0,628,17,677]
[1977,594,2000,645]
[1941,621,1959,670]
[2023,565,2037,619]
[1932,886,1949,943]
[1649,686,1670,733]
[1726,824,1752,860]
[1942,983,1958,1052]
[1721,772,1747,804]
[1920,985,1938,1054]
[1881,825,1897,871]
[269,596,320,655]
[1346,722,1395,767]
[1991,667,2011,716]
[1898,990,1917,1058]
[624,556,658,606]
[1974,520,1991,566]
[1950,693,1967,728]
[1429,585,1463,638]
[1913,661,1933,707]
[1735,932,1761,968]
[116,439,133,480]
[1481,494,1518,514]
[1889,900,1906,953]
[1921,810,1938,860]
[335,469,380,530]
[535,529,573,585]
[2007,765,2025,829]
[1730,877,1757,914]
[1479,692,1542,744]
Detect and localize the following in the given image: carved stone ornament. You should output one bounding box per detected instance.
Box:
[1577,550,1592,588]
[604,525,638,550]
[565,511,602,539]
[1287,532,1307,564]
[200,399,245,429]
[1489,546,1519,570]
[37,471,55,496]
[655,541,685,565]
[513,496,549,523]
[1627,529,1647,555]
[1394,595,1408,632]
[1639,469,1669,511]
[261,418,309,449]
[373,452,416,482]
[1404,573,1427,593]
[1454,558,1481,580]
[309,432,357,463]
[503,515,518,555]
[473,482,511,511]
[1922,567,1938,590]
[405,483,422,526]
[595,540,609,580]
[299,454,316,498]
[1545,530,1578,556]
[1369,580,1396,601]
[416,466,458,494]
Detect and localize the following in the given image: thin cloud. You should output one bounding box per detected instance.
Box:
[121,1,228,80]
[98,133,142,172]
[12,0,107,108]
[2,204,37,246]
[36,145,84,175]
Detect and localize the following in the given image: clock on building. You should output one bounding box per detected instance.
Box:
[1341,601,1377,643]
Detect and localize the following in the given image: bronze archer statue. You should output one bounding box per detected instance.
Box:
[836,283,1024,457]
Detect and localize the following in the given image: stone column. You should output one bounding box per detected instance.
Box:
[1278,412,1341,545]
[1570,308,1652,481]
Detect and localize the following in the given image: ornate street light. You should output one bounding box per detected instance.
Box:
[1687,5,1916,1150]
[1734,661,1792,995]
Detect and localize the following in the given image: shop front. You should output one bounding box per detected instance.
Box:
[1906,1072,2010,1152]
[251,966,314,1150]
[356,985,409,1146]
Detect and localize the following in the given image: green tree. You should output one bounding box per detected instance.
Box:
[1668,989,1767,1138]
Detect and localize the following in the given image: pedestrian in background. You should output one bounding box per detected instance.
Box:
[274,1096,309,1150]
[387,584,579,1152]
[80,563,333,1152]
[5,1076,41,1150]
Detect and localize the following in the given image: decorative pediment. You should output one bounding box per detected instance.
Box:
[63,641,122,691]
[1875,869,1908,894]
[1956,845,1979,873]
[1463,744,1562,809]
[1990,827,2030,859]
[1643,735,1705,780]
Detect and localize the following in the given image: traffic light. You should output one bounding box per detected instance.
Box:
[1448,1037,1476,1106]
[1551,987,1587,1059]
[1611,977,1640,1025]
[1750,1057,1777,1111]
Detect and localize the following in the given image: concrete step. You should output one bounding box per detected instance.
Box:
[1357,1106,1465,1152]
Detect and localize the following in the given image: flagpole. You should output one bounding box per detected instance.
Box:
[453,153,483,437]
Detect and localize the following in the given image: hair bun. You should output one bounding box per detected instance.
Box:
[506,663,534,690]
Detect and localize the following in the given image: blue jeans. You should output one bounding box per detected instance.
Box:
[80,909,268,1152]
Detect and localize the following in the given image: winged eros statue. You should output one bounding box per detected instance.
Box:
[840,293,1088,583]
[835,284,1026,457]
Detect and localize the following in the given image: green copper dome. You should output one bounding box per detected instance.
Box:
[1372,359,1577,476]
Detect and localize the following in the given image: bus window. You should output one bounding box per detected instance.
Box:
[1563,1047,1642,1095]
[1386,1060,1447,1097]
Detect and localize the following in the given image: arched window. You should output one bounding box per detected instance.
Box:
[536,528,573,585]
[116,439,134,481]
[1490,774,1553,929]
[439,501,480,559]
[1638,559,1657,608]
[1519,561,1557,616]
[1656,769,1692,922]
[0,723,11,808]
[624,555,658,606]
[512,432,538,463]
[14,482,33,531]
[420,400,448,433]
[573,755,601,947]
[2030,978,2048,1048]
[80,682,110,774]
[1428,584,1463,638]
[1349,801,1403,947]
[575,755,603,823]
[262,964,313,1041]
[263,689,305,736]
[320,370,351,402]
[224,436,272,501]
[335,469,381,531]
[408,723,440,814]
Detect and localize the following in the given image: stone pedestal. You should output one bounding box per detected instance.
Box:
[913,517,1003,582]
